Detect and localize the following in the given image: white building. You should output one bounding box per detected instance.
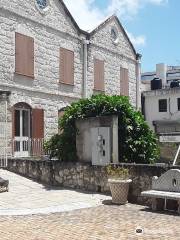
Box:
[0,0,140,159]
[142,63,180,135]
[141,63,180,92]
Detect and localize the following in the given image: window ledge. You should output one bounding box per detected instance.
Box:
[59,81,74,87]
[93,89,105,92]
[15,72,34,79]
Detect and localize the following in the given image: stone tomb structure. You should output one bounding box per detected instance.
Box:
[141,169,180,213]
[76,116,119,165]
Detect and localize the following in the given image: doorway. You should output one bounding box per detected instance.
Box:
[14,104,31,157]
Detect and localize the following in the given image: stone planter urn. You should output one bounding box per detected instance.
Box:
[106,165,132,205]
[108,178,132,204]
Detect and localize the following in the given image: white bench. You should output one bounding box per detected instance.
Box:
[141,169,180,213]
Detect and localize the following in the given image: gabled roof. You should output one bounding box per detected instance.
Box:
[60,1,137,57]
[59,0,87,35]
[88,15,136,56]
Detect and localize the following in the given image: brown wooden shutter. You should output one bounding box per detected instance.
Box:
[60,48,74,85]
[32,109,44,139]
[94,59,104,91]
[120,67,129,96]
[15,32,34,78]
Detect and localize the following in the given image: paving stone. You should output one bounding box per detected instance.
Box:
[0,205,180,239]
[0,169,111,216]
[0,170,180,239]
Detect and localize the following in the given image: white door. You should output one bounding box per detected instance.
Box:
[14,109,30,157]
[91,127,111,166]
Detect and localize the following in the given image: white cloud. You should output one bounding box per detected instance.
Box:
[63,0,168,47]
[107,0,168,18]
[64,0,104,31]
[127,32,146,47]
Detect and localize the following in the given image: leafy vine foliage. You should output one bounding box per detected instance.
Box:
[44,95,159,163]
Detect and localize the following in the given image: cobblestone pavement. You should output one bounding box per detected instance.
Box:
[0,204,180,240]
[0,169,111,215]
[0,170,180,239]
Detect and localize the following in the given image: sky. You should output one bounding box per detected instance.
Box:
[64,0,180,72]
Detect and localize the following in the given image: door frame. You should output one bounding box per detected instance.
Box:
[14,108,31,157]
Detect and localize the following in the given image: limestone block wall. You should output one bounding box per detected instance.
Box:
[7,159,170,205]
[0,1,138,139]
[5,88,77,138]
[0,0,84,139]
[0,96,12,156]
[0,7,83,97]
[87,18,137,106]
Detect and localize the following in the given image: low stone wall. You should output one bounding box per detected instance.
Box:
[7,159,173,205]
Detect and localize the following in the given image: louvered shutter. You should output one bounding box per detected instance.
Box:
[120,67,129,96]
[94,59,105,91]
[60,48,74,85]
[32,109,44,139]
[15,32,34,78]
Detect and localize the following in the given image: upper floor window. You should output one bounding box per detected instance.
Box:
[120,67,129,96]
[94,58,105,92]
[60,48,74,85]
[159,99,167,112]
[111,27,119,44]
[177,98,180,111]
[15,33,34,78]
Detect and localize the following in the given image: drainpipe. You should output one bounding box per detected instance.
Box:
[82,38,90,98]
[136,53,142,110]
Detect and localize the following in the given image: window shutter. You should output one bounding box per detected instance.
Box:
[120,67,129,96]
[94,59,104,91]
[15,32,34,78]
[32,109,44,139]
[60,48,74,85]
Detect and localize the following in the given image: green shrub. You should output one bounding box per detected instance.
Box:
[44,94,159,163]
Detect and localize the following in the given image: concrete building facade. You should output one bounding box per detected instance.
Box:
[141,63,180,92]
[142,64,180,135]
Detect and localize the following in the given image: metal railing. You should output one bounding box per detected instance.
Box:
[12,138,50,158]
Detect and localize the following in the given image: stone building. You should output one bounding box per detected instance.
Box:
[0,0,140,159]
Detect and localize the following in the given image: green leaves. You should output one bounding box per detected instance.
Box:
[45,94,159,163]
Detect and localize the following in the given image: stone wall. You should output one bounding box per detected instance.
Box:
[7,158,172,205]
[0,2,138,139]
[88,17,137,106]
[0,93,12,156]
[0,1,83,138]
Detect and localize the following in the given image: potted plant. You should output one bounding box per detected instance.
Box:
[106,164,132,204]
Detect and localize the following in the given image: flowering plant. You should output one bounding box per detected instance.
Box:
[106,165,129,180]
